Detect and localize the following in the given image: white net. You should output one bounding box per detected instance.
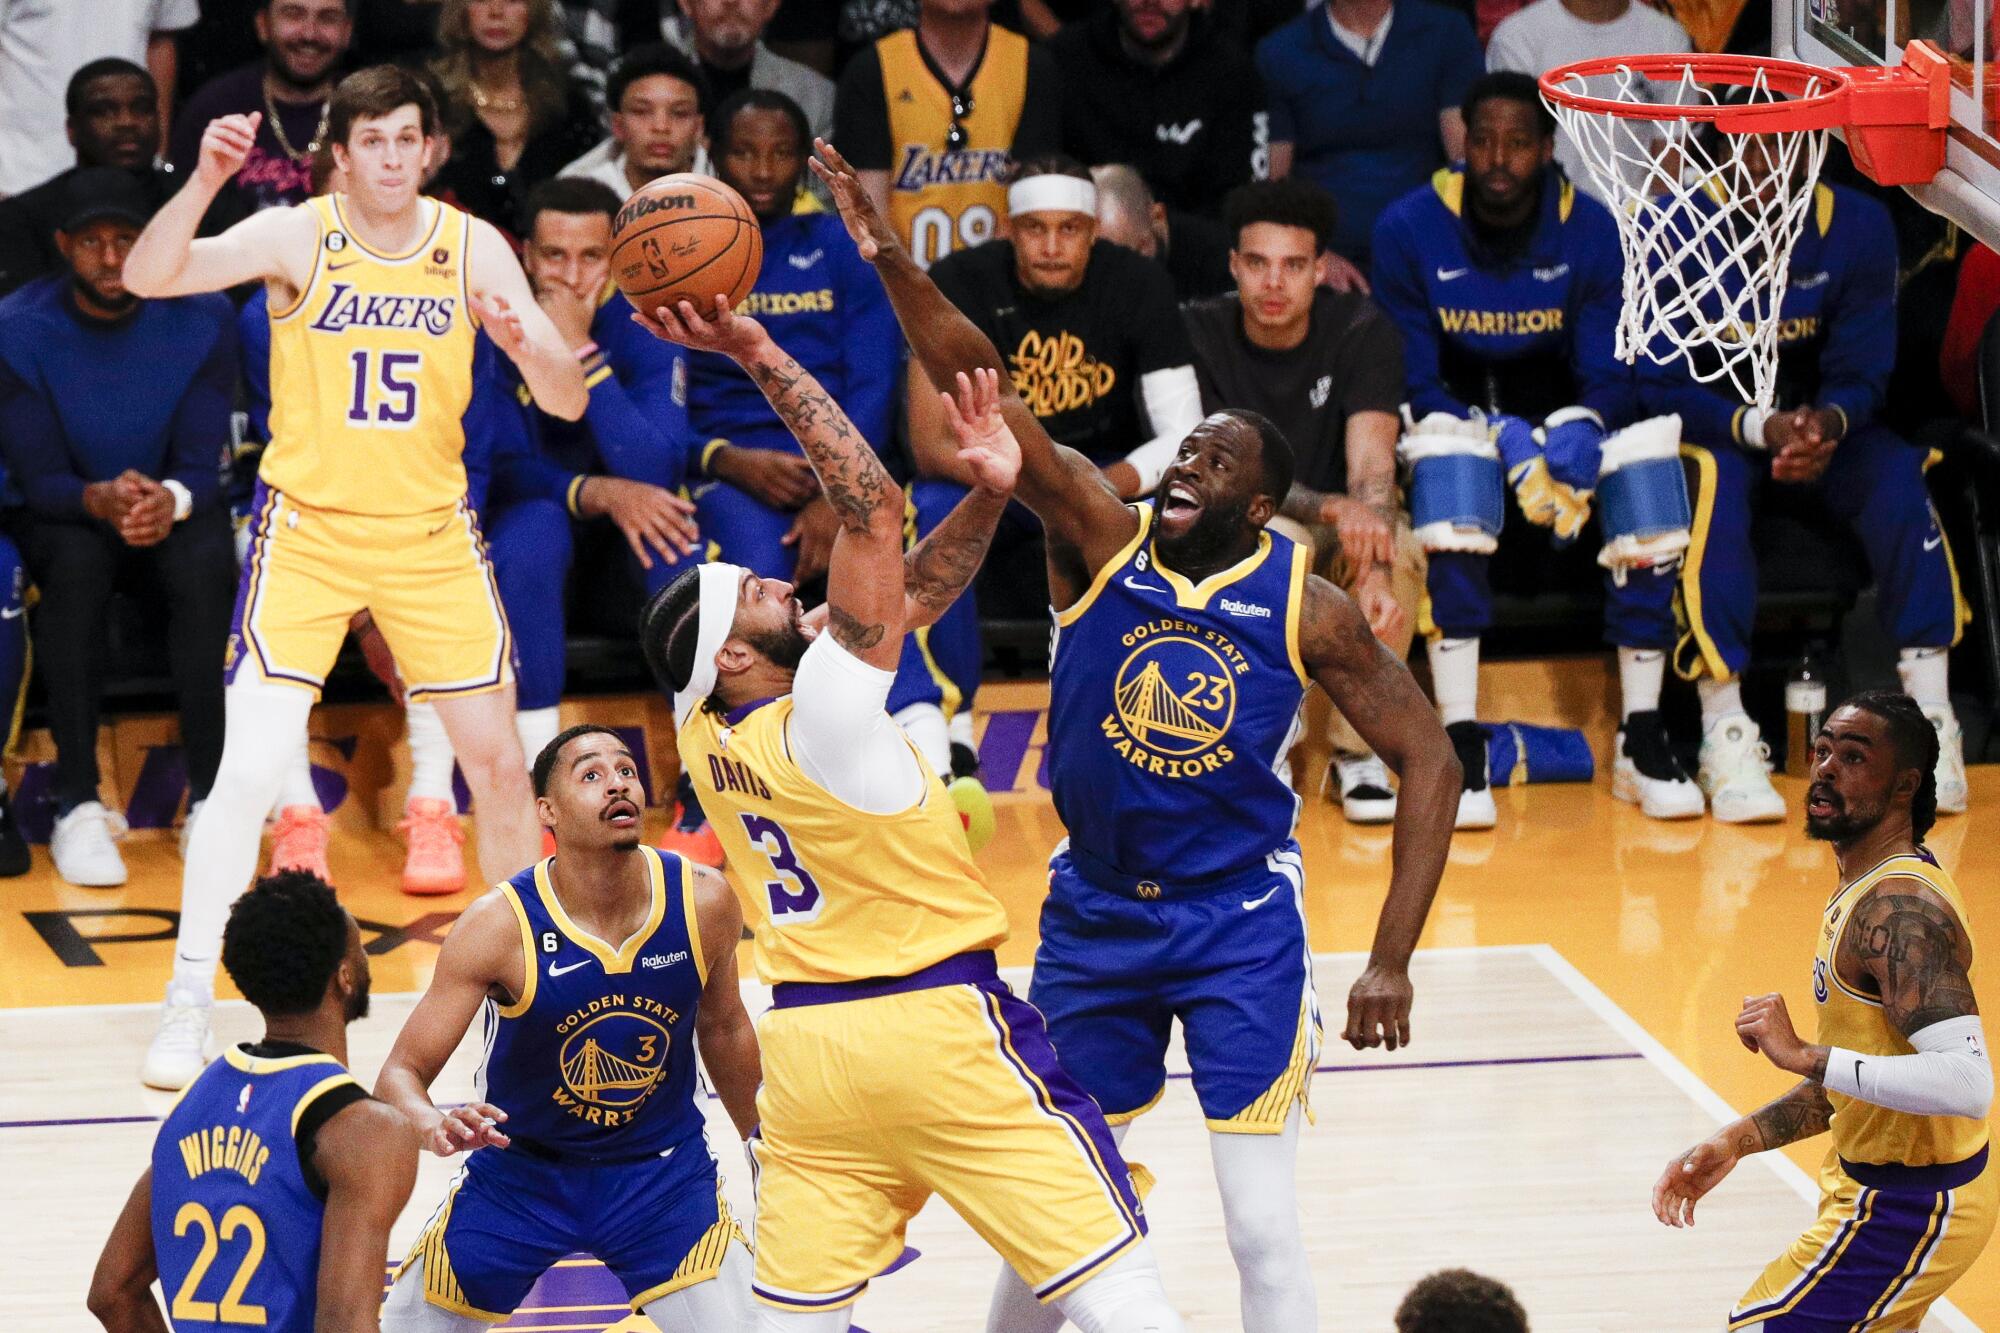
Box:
[1544,63,1834,410]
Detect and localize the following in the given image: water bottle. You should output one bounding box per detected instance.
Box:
[1785,656,1827,778]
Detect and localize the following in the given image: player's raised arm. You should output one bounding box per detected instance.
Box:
[375,890,521,1156]
[311,1099,418,1332]
[811,139,1139,588]
[468,217,588,421]
[690,864,761,1139]
[125,113,314,298]
[1298,575,1461,1051]
[86,1169,168,1333]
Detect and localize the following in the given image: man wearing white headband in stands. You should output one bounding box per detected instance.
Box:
[882,156,1205,787]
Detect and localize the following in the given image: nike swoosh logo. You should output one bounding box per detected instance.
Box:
[548,959,591,977]
[1123,576,1167,594]
[0,606,22,619]
[1241,885,1280,911]
[1435,266,1469,281]
[1923,534,1943,551]
[327,259,360,271]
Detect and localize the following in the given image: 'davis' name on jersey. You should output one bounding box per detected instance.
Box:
[308,283,457,335]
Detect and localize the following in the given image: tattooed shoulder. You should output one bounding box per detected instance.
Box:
[1843,882,1980,1035]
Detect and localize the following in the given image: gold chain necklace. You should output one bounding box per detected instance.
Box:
[262,77,328,163]
[470,81,525,113]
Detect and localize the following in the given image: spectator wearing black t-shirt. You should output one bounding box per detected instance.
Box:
[1091,163,1233,301]
[888,156,1205,764]
[1182,178,1421,824]
[1048,0,1265,219]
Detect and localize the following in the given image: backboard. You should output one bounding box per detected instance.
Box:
[1777,0,2000,245]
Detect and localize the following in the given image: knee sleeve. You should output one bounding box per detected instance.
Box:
[382,1258,492,1332]
[642,1242,755,1333]
[1052,1246,1185,1333]
[1596,415,1691,583]
[1400,413,1504,555]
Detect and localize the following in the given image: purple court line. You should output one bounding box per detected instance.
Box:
[0,1051,1645,1132]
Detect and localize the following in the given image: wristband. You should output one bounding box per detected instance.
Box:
[700,438,731,477]
[566,474,590,517]
[162,479,193,522]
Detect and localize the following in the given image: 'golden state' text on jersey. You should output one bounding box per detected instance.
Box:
[481,848,708,1157]
[1815,853,1987,1170]
[264,194,478,514]
[678,694,1008,985]
[1048,503,1311,884]
[150,1045,365,1333]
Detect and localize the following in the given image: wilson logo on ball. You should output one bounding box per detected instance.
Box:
[614,192,696,233]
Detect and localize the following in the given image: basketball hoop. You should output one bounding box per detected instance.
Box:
[1540,43,1950,409]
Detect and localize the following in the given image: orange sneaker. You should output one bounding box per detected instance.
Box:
[658,805,725,868]
[398,797,466,896]
[268,804,331,881]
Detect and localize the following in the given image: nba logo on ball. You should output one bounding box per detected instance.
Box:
[611,174,763,314]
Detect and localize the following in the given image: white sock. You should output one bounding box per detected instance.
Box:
[986,1120,1133,1333]
[514,706,562,772]
[1052,1244,1185,1333]
[1897,646,1950,711]
[894,702,951,776]
[1697,677,1746,733]
[642,1243,755,1333]
[1618,647,1665,720]
[948,708,975,750]
[405,702,457,808]
[1426,637,1480,725]
[1210,1106,1316,1330]
[276,740,321,812]
[174,684,316,993]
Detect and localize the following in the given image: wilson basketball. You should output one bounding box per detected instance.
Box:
[610,174,762,317]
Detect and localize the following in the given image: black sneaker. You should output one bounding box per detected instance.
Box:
[0,790,29,877]
[1445,720,1496,830]
[950,741,981,780]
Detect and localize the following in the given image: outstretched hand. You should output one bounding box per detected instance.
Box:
[941,368,1020,496]
[470,293,528,360]
[631,295,769,362]
[809,138,899,263]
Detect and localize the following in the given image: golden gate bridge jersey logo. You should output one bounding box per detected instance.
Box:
[554,1003,673,1125]
[1102,621,1249,778]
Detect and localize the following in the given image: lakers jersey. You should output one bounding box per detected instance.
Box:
[264,194,478,514]
[1814,853,1987,1168]
[150,1044,364,1333]
[678,689,1009,984]
[483,848,708,1158]
[1049,503,1311,885]
[878,26,1026,269]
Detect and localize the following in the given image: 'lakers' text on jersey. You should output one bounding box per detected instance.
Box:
[878,27,1027,269]
[481,848,708,1156]
[265,194,479,514]
[151,1045,367,1333]
[1049,503,1311,884]
[677,681,1008,985]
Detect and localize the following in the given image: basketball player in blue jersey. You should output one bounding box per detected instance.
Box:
[815,139,1462,1331]
[375,725,760,1331]
[88,872,418,1332]
[1654,693,1993,1327]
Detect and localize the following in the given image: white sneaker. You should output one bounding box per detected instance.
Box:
[1327,753,1396,823]
[51,800,128,887]
[1454,784,1498,830]
[1923,705,1968,816]
[1613,710,1705,820]
[178,799,204,860]
[142,981,214,1090]
[1697,715,1785,823]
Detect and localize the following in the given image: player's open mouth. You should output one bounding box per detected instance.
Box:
[604,799,640,825]
[1805,787,1838,817]
[1163,482,1202,519]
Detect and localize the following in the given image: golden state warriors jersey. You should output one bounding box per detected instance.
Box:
[678,695,1008,984]
[1814,853,1987,1168]
[879,26,1026,269]
[264,194,477,514]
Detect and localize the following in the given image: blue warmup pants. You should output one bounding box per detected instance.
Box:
[1678,427,1964,681]
[1427,546,1680,649]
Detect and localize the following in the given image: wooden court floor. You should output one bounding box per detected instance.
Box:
[0,706,1993,1328]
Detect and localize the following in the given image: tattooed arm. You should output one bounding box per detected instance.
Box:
[1298,575,1460,1053]
[1842,881,1981,1034]
[1652,1081,1834,1228]
[900,370,1021,630]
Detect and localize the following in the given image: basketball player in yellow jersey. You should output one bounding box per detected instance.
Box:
[635,297,1182,1331]
[1655,691,1994,1329]
[123,64,589,1091]
[832,0,1060,267]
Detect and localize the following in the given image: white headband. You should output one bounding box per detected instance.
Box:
[1007,175,1097,219]
[674,561,750,724]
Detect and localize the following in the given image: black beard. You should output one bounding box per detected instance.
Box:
[747,618,810,672]
[270,50,335,91]
[1804,800,1880,844]
[1155,495,1253,572]
[72,276,138,319]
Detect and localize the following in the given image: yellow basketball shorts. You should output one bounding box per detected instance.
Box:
[1731,1145,1995,1329]
[748,952,1148,1313]
[227,481,513,702]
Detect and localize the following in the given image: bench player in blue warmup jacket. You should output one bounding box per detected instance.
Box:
[815,138,1461,1333]
[1372,72,1699,828]
[1637,136,1970,824]
[89,872,418,1332]
[377,725,762,1331]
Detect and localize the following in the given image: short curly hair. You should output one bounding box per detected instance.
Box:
[221,872,350,1017]
[1395,1269,1530,1333]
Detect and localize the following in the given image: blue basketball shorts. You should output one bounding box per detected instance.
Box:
[1030,842,1323,1133]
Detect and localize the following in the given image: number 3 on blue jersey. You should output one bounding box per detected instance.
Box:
[739,813,825,924]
